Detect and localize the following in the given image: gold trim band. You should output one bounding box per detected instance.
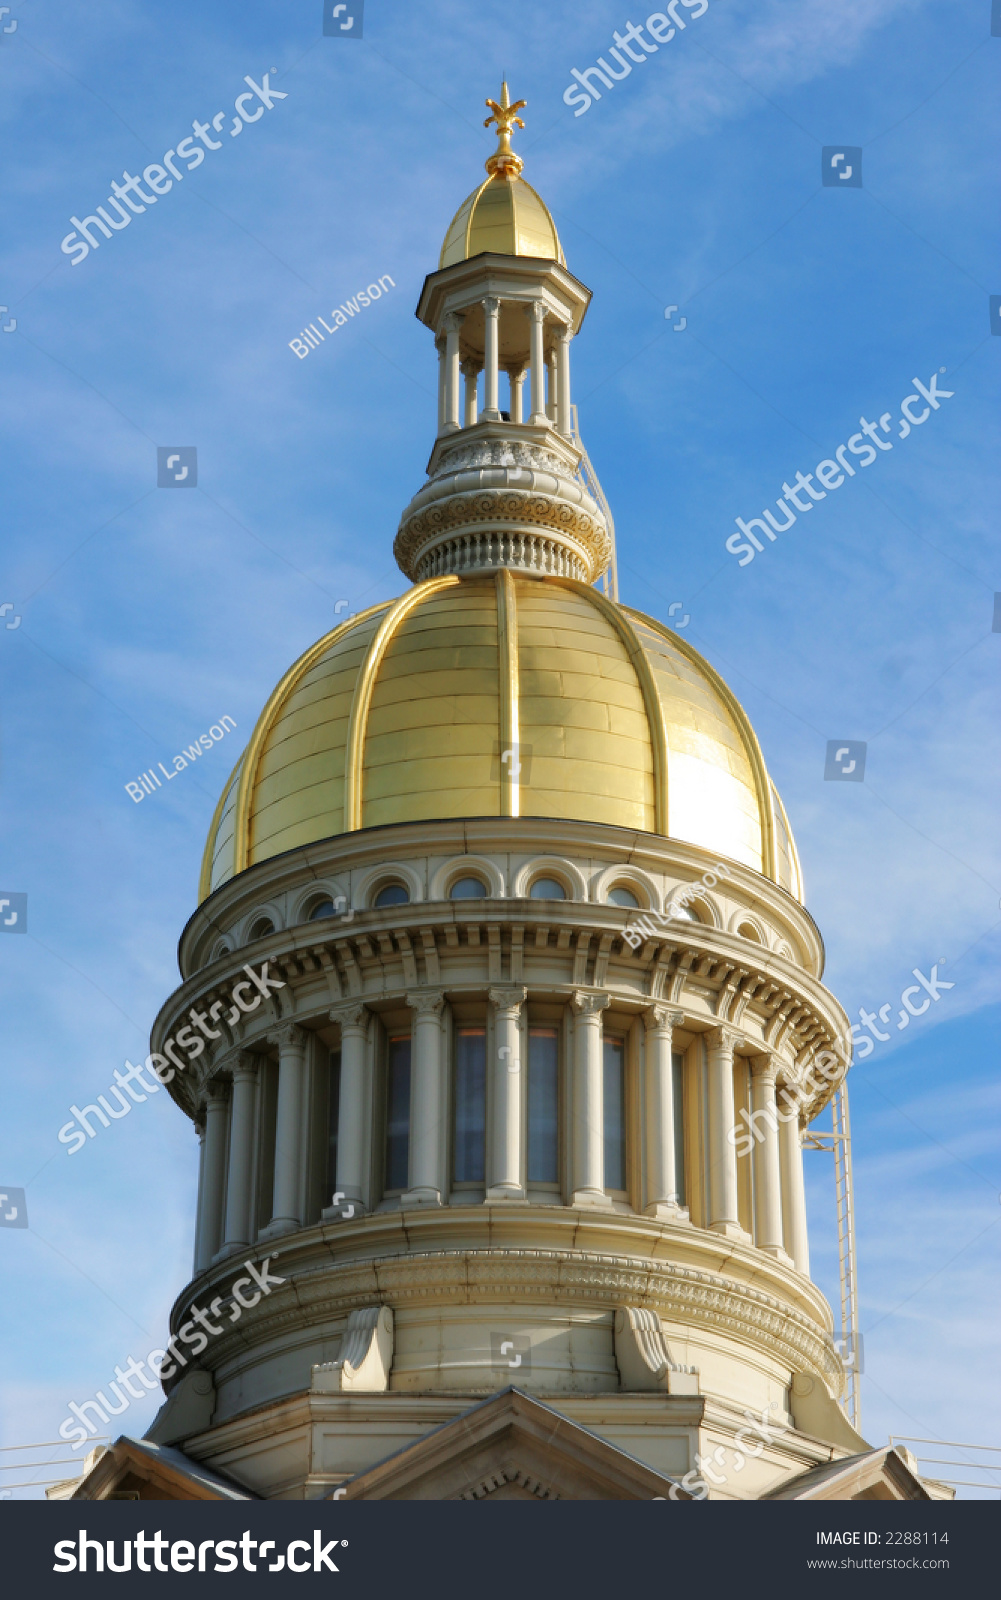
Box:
[343,578,460,832]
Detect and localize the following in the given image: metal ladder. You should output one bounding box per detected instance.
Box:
[569,403,619,601]
[804,1081,861,1433]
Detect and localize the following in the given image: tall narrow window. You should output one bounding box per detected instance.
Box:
[671,1049,686,1206]
[527,1026,559,1183]
[326,1048,341,1202]
[385,1034,411,1192]
[454,1027,486,1183]
[603,1034,626,1192]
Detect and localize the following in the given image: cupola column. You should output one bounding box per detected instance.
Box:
[487,986,527,1199]
[571,991,612,1206]
[556,324,573,438]
[545,346,558,422]
[643,1006,687,1219]
[194,1086,229,1272]
[750,1054,788,1257]
[331,1003,371,1215]
[219,1053,259,1255]
[461,358,481,429]
[505,362,526,424]
[404,990,445,1206]
[527,301,548,425]
[263,1024,308,1238]
[706,1026,751,1241]
[443,313,463,433]
[482,296,502,421]
[435,334,447,434]
[778,1077,810,1275]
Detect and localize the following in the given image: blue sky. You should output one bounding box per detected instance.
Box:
[1,0,998,1498]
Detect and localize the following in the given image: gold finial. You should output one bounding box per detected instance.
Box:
[484,81,526,178]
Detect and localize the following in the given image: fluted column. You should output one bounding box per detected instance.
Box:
[194,1087,228,1272]
[330,1002,370,1216]
[435,334,447,434]
[556,324,572,437]
[403,990,445,1207]
[643,1007,688,1220]
[750,1055,789,1258]
[262,1023,308,1238]
[527,301,547,425]
[461,358,480,429]
[705,1026,751,1241]
[487,986,527,1200]
[505,363,526,424]
[220,1053,259,1255]
[443,313,463,432]
[482,296,501,421]
[778,1077,810,1275]
[570,991,612,1207]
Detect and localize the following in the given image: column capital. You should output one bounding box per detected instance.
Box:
[705,1024,745,1056]
[406,989,445,1017]
[527,299,547,324]
[750,1050,780,1083]
[555,321,573,344]
[460,356,482,375]
[230,1052,260,1084]
[643,1005,685,1035]
[489,985,527,1014]
[482,294,501,315]
[204,1081,230,1108]
[443,311,464,334]
[268,1021,309,1053]
[329,1001,370,1032]
[572,989,611,1018]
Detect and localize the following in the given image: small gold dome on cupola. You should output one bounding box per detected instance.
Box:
[439,82,565,268]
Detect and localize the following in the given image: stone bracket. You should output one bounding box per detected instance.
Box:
[312,1306,394,1393]
[614,1306,700,1395]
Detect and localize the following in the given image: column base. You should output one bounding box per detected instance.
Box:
[708,1220,752,1243]
[321,1200,367,1223]
[258,1218,300,1241]
[485,1184,527,1202]
[571,1189,615,1209]
[400,1188,442,1209]
[759,1243,795,1266]
[644,1202,691,1224]
[211,1241,251,1264]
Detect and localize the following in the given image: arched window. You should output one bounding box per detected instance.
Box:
[450,876,487,900]
[309,898,336,921]
[608,885,639,909]
[249,916,275,941]
[603,1034,626,1192]
[529,877,566,900]
[673,903,700,923]
[737,921,761,942]
[374,882,410,908]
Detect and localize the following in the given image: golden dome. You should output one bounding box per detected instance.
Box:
[200,575,803,903]
[439,82,564,268]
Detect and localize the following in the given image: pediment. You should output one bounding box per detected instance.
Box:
[48,1435,254,1501]
[764,1446,940,1501]
[329,1387,691,1502]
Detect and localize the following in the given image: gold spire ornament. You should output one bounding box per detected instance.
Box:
[484,81,527,178]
